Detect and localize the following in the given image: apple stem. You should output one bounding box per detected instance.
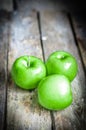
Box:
[27,56,30,67]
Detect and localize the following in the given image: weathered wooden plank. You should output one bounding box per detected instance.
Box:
[0,11,9,130]
[71,14,86,129]
[16,0,65,12]
[16,0,86,14]
[0,0,13,12]
[40,11,86,130]
[7,10,52,130]
[71,15,86,69]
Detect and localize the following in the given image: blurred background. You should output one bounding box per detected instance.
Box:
[0,0,86,28]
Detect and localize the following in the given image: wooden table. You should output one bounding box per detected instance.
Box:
[0,1,86,130]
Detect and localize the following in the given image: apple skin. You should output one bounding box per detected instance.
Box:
[45,51,78,81]
[11,55,46,90]
[38,74,73,110]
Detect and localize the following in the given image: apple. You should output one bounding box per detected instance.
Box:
[38,74,73,110]
[11,55,46,90]
[45,51,78,81]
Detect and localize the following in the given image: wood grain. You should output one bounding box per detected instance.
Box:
[0,12,9,130]
[16,0,64,12]
[40,11,86,130]
[71,15,86,69]
[7,10,51,130]
[71,14,86,129]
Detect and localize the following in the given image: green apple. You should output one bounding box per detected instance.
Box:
[45,51,78,81]
[38,74,73,110]
[11,55,46,90]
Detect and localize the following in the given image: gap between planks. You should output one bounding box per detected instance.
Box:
[70,14,86,129]
[39,11,86,130]
[37,11,56,130]
[6,10,86,130]
[0,11,10,130]
[68,13,86,74]
[7,10,52,130]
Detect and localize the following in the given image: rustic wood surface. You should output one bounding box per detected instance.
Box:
[0,1,86,129]
[71,15,86,70]
[70,14,86,129]
[0,11,10,130]
[16,0,63,12]
[40,11,86,130]
[7,10,52,130]
[16,0,85,13]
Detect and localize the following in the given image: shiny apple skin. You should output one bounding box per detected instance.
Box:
[46,51,78,81]
[38,74,73,110]
[11,56,46,90]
